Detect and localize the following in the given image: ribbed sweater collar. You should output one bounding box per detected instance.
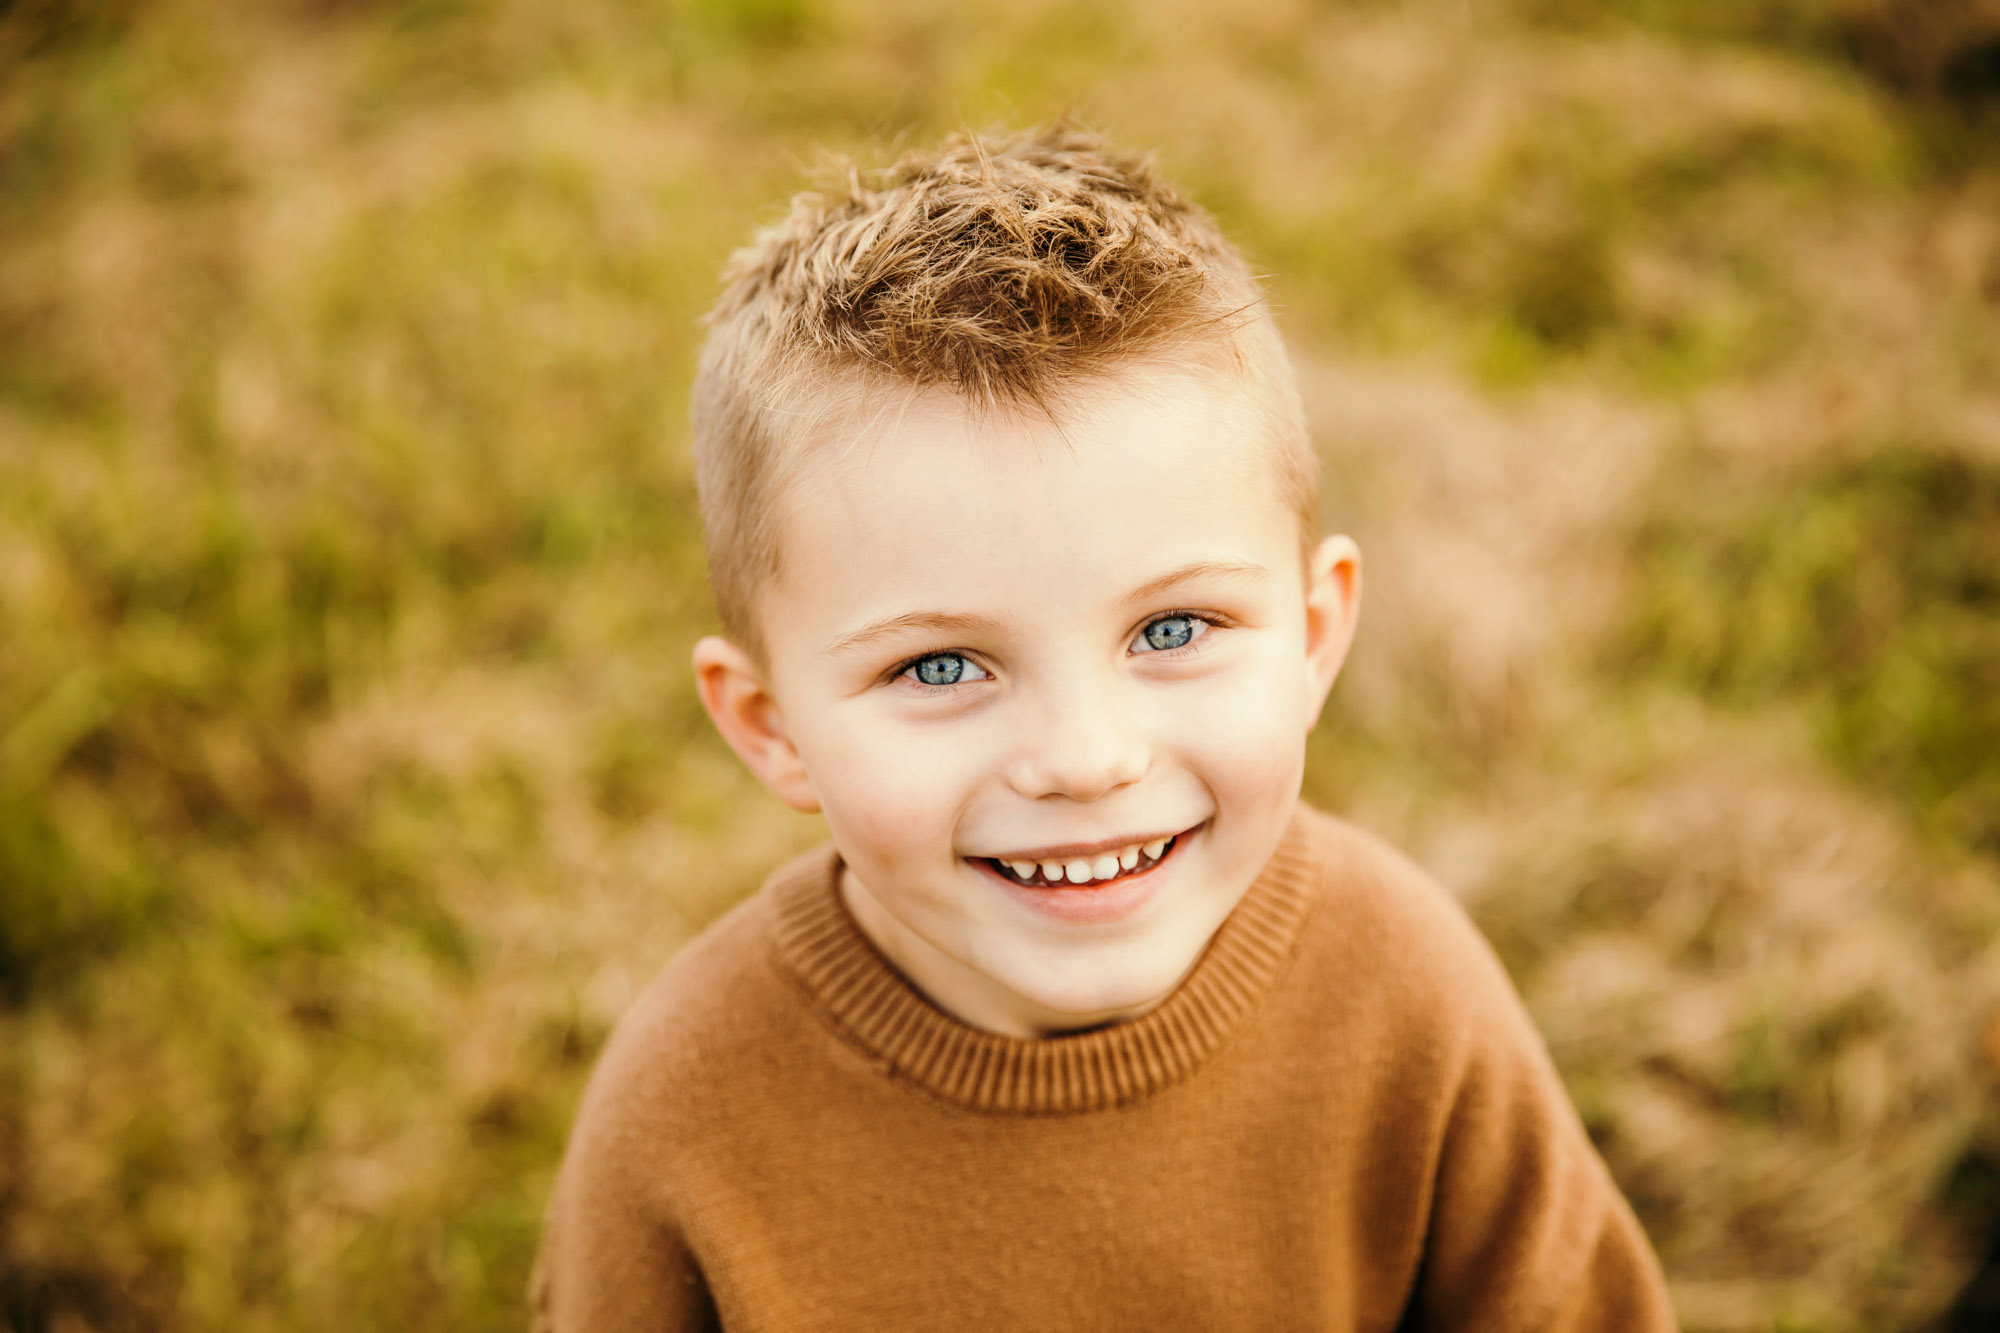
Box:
[768,807,1322,1115]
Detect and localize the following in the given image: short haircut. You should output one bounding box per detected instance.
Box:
[692,123,1317,656]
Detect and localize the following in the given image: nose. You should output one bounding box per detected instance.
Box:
[1004,674,1151,802]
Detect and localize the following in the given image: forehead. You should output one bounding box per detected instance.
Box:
[755,369,1306,652]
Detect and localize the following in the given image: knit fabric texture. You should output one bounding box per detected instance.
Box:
[532,804,1677,1331]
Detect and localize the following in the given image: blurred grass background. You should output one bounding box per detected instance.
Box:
[3,0,1999,1329]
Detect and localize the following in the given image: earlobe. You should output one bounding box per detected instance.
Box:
[690,636,822,813]
[1302,535,1362,727]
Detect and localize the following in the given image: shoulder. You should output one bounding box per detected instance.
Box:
[1283,805,1538,1067]
[1288,812,1679,1327]
[1294,805,1510,989]
[537,855,832,1332]
[565,844,835,1158]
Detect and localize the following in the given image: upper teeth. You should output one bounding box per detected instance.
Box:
[996,837,1175,885]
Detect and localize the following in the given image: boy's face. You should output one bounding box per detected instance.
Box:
[695,367,1359,1038]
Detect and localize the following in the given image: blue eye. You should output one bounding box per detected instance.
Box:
[915,655,964,685]
[1136,615,1202,653]
[905,653,987,687]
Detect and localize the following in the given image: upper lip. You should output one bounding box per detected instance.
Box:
[970,822,1201,863]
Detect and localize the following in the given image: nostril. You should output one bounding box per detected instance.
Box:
[1007,730,1151,802]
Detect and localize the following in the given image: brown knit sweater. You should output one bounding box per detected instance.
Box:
[533,804,1676,1331]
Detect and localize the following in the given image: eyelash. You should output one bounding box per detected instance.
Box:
[890,611,1227,691]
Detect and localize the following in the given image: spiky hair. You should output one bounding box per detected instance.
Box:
[692,124,1314,653]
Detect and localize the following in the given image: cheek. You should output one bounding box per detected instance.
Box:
[1158,647,1311,797]
[803,710,982,860]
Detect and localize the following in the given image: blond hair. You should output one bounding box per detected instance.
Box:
[692,124,1316,655]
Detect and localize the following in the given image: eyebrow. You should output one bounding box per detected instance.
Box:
[1121,559,1270,606]
[824,610,1008,658]
[822,561,1269,659]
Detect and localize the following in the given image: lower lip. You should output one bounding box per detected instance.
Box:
[974,827,1200,925]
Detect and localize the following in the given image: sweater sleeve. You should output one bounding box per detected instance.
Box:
[1407,925,1677,1330]
[528,893,782,1332]
[530,1099,720,1333]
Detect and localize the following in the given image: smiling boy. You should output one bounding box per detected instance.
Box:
[533,126,1677,1331]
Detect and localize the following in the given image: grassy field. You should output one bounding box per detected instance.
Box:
[3,0,1998,1329]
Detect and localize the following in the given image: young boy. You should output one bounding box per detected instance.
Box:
[533,125,1677,1331]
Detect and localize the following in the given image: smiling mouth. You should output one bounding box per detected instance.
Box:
[974,831,1189,889]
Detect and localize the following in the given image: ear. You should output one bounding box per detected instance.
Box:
[691,636,821,813]
[1301,534,1362,728]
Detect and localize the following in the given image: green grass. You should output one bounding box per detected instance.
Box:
[1620,446,2000,854]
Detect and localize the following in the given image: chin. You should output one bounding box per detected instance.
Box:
[1016,949,1196,1026]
